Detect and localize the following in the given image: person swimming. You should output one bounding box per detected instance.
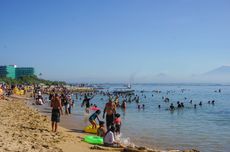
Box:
[194,104,197,109]
[164,98,169,102]
[170,103,175,110]
[190,100,193,104]
[208,101,211,104]
[158,105,161,109]
[138,104,141,110]
[177,101,181,108]
[142,104,145,109]
[212,100,215,105]
[199,101,202,106]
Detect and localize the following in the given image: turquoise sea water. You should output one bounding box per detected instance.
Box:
[71,84,230,152]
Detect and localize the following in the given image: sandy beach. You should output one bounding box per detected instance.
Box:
[0,95,198,152]
[0,96,119,152]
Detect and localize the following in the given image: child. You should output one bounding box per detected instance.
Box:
[89,110,101,129]
[114,113,121,135]
[103,126,124,147]
[97,121,106,137]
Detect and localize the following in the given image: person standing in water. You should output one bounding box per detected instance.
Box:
[81,94,94,113]
[50,94,63,132]
[103,99,116,130]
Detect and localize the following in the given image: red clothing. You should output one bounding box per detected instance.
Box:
[114,117,121,125]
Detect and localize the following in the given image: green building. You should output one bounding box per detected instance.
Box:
[16,67,35,78]
[0,65,35,79]
[0,65,16,79]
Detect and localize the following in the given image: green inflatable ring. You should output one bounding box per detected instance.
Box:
[84,135,103,145]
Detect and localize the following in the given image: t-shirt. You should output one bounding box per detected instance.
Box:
[103,131,115,144]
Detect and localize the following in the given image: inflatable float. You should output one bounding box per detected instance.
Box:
[84,125,99,134]
[84,135,103,145]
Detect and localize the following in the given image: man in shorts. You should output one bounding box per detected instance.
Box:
[103,99,116,130]
[51,94,63,132]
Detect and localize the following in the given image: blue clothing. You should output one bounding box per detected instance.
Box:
[89,112,98,121]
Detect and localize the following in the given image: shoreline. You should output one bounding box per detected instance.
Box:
[0,95,123,152]
[0,95,199,152]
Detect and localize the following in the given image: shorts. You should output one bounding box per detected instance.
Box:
[106,114,114,129]
[51,109,60,122]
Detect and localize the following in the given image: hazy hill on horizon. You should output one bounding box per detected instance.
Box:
[204,66,230,76]
[190,66,230,83]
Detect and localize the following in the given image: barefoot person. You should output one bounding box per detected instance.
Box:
[103,99,116,130]
[89,110,101,129]
[50,94,63,132]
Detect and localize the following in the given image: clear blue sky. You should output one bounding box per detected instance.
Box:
[1,0,230,83]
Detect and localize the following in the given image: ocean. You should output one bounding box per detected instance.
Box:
[63,84,230,152]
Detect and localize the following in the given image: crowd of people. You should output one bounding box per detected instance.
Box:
[0,83,220,148]
[0,83,32,99]
[48,90,125,147]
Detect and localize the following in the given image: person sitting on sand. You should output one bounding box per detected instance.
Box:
[103,126,121,147]
[50,94,63,132]
[114,113,121,135]
[89,110,101,129]
[97,121,106,137]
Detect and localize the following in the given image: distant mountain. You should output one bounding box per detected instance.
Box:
[204,66,230,75]
[155,73,168,77]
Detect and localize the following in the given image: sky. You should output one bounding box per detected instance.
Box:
[1,0,230,83]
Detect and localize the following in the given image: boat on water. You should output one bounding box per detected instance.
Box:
[113,83,134,95]
[112,88,135,95]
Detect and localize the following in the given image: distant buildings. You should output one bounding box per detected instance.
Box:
[0,65,35,79]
